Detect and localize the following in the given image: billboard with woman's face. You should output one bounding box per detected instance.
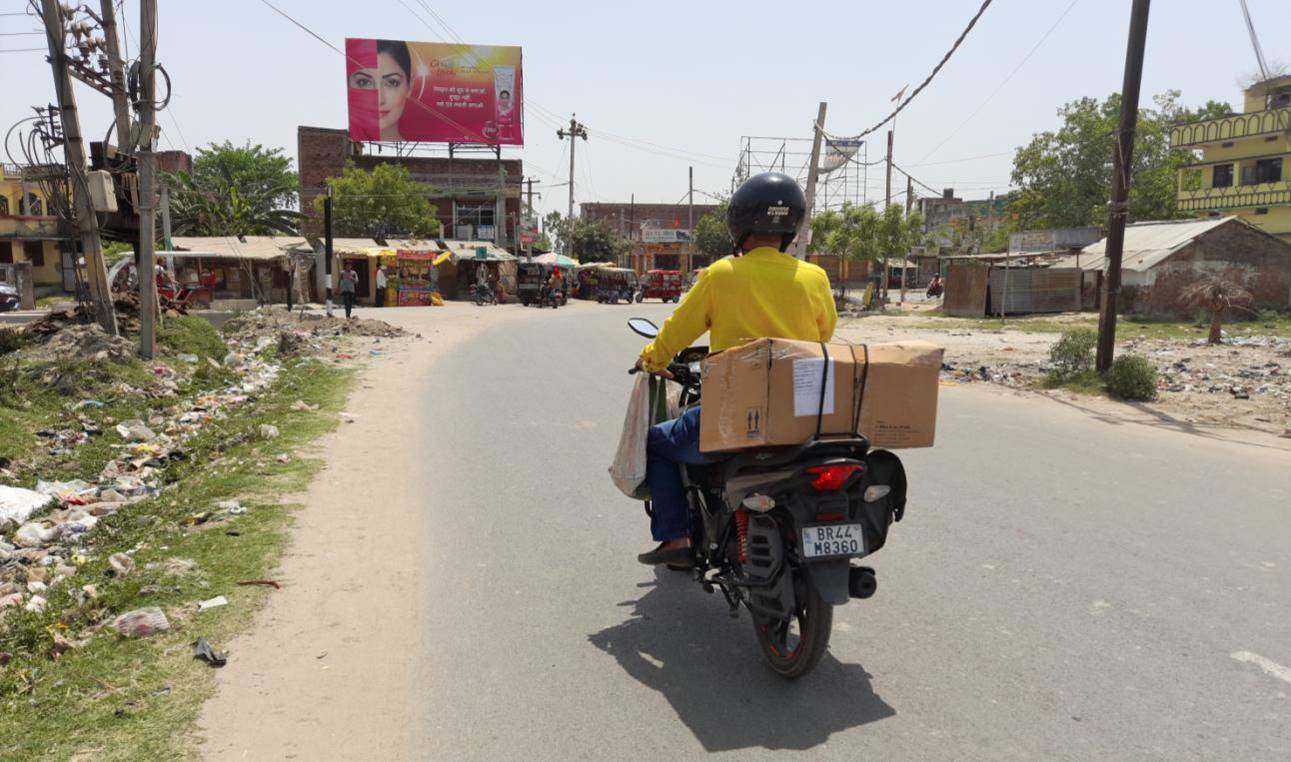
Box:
[345,38,523,145]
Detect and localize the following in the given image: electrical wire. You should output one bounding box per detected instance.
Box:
[916,0,1081,163]
[0,46,43,52]
[825,0,994,143]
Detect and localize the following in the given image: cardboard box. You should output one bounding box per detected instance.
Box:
[698,338,944,452]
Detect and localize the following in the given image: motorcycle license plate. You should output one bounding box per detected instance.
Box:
[801,524,864,559]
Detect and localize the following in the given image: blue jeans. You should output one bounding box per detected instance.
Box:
[646,406,726,542]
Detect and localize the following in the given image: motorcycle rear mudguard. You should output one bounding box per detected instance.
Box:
[804,559,851,605]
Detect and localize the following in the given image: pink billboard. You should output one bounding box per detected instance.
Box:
[345,38,523,145]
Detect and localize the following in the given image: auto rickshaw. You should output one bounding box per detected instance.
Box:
[634,269,683,303]
[595,268,639,304]
[517,261,551,306]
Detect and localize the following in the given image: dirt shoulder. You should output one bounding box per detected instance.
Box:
[834,312,1291,440]
[196,302,526,761]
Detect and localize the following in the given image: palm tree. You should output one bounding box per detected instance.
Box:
[1179,274,1253,344]
[166,168,301,238]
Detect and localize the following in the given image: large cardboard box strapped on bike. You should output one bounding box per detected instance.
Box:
[699,338,944,452]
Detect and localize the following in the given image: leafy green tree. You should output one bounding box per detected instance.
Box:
[316,162,439,239]
[1010,91,1233,229]
[542,212,629,263]
[166,141,300,236]
[692,201,733,260]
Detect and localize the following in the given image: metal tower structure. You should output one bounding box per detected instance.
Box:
[732,135,868,213]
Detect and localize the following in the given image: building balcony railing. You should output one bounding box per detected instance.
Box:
[1176,180,1291,212]
[1170,107,1291,148]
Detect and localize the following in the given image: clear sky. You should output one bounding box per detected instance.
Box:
[3,0,1289,219]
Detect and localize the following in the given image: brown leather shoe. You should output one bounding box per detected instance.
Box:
[637,543,693,567]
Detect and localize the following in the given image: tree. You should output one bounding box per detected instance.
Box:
[1179,274,1253,344]
[692,201,732,260]
[1010,91,1233,230]
[166,141,301,236]
[317,162,439,240]
[542,212,629,263]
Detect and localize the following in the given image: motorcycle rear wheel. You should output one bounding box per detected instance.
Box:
[752,584,832,679]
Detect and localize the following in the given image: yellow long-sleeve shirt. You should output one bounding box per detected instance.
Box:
[638,247,837,372]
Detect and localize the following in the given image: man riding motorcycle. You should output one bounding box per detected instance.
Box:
[633,172,837,567]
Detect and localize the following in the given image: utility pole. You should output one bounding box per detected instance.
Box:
[794,102,828,260]
[97,0,131,154]
[135,0,158,359]
[324,186,334,317]
[1096,0,1152,373]
[525,178,535,219]
[901,174,913,304]
[39,0,117,336]
[556,115,588,221]
[687,165,694,267]
[881,128,894,300]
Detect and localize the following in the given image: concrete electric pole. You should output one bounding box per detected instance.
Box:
[881,128,894,299]
[794,102,828,260]
[901,173,913,304]
[556,115,588,222]
[1096,0,1152,373]
[97,0,132,154]
[136,0,158,359]
[39,0,118,336]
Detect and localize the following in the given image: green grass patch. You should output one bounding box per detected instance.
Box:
[1041,369,1106,396]
[0,359,355,761]
[156,316,228,363]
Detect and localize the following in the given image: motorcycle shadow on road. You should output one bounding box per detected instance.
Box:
[587,568,896,752]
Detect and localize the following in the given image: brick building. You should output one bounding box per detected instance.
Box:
[580,200,720,273]
[297,126,523,246]
[1050,216,1291,318]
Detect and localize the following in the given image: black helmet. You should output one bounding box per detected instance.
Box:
[727,172,807,252]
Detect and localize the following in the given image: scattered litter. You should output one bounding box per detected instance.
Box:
[340,412,359,423]
[291,399,319,412]
[197,595,228,611]
[112,607,170,639]
[0,486,52,525]
[25,595,47,613]
[150,686,172,697]
[316,651,328,660]
[162,558,196,575]
[74,399,106,409]
[177,353,199,363]
[107,552,135,577]
[258,424,280,440]
[192,637,228,668]
[276,454,291,464]
[115,420,157,443]
[236,579,281,590]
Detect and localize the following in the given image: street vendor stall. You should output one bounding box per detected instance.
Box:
[434,240,517,301]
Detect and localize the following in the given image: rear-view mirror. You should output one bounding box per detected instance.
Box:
[627,318,658,339]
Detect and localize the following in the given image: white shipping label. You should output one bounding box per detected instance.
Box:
[793,357,836,417]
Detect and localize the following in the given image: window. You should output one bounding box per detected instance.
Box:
[1212,164,1233,188]
[454,201,495,240]
[1241,158,1283,185]
[1255,207,1269,215]
[0,242,11,264]
[19,193,42,216]
[1221,142,1234,148]
[23,241,44,267]
[0,196,8,215]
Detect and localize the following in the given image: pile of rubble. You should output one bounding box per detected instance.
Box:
[25,291,187,339]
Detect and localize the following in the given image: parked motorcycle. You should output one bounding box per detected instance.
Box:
[626,317,908,679]
[472,283,498,306]
[0,282,19,313]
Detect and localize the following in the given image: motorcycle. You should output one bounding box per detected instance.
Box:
[925,277,944,299]
[626,317,908,679]
[472,283,498,306]
[538,285,562,309]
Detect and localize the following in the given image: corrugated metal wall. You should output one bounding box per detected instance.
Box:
[987,267,1080,315]
[944,263,989,317]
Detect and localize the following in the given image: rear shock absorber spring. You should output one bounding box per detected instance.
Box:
[735,509,750,562]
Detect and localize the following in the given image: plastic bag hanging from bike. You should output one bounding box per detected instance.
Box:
[609,374,679,499]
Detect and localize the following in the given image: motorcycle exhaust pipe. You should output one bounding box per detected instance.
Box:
[848,566,877,599]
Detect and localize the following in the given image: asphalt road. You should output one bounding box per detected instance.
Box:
[407,301,1290,761]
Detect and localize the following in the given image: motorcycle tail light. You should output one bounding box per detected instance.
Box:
[741,494,775,512]
[805,464,863,492]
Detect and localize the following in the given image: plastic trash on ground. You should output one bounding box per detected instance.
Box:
[0,486,53,525]
[112,607,171,638]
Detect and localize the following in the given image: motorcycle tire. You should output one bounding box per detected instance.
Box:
[634,291,644,303]
[752,583,832,680]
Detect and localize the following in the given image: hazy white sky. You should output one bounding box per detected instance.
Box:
[3,0,1289,218]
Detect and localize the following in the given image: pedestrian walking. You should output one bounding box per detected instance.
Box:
[375,264,388,308]
[339,260,359,319]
